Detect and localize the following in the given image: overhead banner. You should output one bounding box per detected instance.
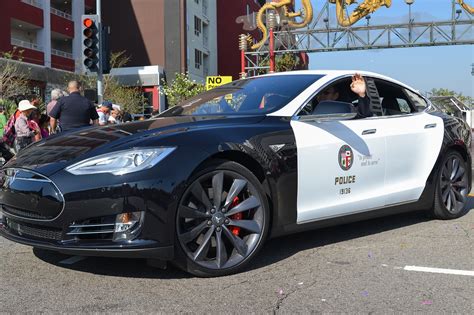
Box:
[206,76,232,90]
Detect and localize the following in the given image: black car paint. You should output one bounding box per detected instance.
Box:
[0,110,471,260]
[0,115,300,257]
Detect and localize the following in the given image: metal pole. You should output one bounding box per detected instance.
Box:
[452,0,456,41]
[408,4,412,44]
[269,28,275,73]
[96,0,103,104]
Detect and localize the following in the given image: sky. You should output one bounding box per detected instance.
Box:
[298,0,474,97]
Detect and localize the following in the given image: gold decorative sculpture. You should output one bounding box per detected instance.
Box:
[247,0,472,50]
[457,0,474,14]
[329,0,392,27]
[251,0,313,50]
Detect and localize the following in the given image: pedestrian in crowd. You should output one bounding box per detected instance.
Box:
[39,114,50,138]
[97,101,113,125]
[0,105,13,162]
[13,95,24,119]
[108,108,123,124]
[122,112,133,123]
[28,109,42,143]
[46,88,64,116]
[49,80,99,132]
[0,105,7,138]
[29,95,41,108]
[15,100,40,151]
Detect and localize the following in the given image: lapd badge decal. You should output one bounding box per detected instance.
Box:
[338,145,353,171]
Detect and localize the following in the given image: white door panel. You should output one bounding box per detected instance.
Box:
[383,113,444,205]
[292,118,386,223]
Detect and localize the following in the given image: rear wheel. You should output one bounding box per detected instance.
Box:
[432,151,469,219]
[175,161,269,277]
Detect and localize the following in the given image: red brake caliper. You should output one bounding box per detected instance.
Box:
[229,196,242,236]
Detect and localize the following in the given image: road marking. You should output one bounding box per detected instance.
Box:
[404,265,474,276]
[59,256,86,265]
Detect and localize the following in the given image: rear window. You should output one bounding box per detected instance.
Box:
[162,75,323,116]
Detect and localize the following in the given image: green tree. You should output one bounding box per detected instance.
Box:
[258,53,301,75]
[0,48,30,108]
[430,88,473,108]
[162,72,206,107]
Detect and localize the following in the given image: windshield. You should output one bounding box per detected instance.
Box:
[161,75,323,116]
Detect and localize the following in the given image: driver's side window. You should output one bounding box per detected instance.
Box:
[298,78,358,116]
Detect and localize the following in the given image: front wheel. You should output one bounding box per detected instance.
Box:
[175,161,269,277]
[432,151,469,219]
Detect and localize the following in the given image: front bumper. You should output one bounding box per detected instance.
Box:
[0,216,174,259]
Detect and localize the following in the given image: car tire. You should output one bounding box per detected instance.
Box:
[174,160,269,277]
[432,150,469,220]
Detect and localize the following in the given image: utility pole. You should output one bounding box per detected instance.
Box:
[96,0,103,104]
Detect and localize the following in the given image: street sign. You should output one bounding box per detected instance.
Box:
[206,76,232,90]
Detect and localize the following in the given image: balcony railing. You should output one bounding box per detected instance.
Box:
[51,7,72,20]
[51,49,73,59]
[11,38,43,52]
[21,0,42,9]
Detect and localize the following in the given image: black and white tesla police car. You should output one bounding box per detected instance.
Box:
[0,70,471,277]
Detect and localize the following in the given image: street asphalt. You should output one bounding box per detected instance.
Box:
[1,147,473,313]
[1,206,472,313]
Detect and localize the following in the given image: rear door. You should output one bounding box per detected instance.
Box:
[374,79,444,205]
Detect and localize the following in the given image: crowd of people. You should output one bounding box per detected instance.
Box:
[0,80,134,162]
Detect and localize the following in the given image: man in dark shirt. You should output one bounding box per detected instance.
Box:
[49,81,99,132]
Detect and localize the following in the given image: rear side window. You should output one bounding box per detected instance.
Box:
[404,89,429,112]
[375,79,415,116]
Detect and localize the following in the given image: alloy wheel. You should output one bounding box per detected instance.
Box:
[440,155,468,214]
[177,170,265,270]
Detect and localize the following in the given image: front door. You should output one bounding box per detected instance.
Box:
[291,118,386,223]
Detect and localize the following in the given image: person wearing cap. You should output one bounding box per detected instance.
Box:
[14,100,40,151]
[49,80,99,132]
[97,101,113,126]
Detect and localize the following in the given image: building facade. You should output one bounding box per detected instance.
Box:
[0,0,96,72]
[186,0,218,82]
[217,0,264,80]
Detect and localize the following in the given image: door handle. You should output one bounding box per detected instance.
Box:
[424,123,437,129]
[362,129,377,135]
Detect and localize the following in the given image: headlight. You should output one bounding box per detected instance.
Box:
[65,147,176,175]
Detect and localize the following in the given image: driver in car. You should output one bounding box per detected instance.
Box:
[317,73,373,118]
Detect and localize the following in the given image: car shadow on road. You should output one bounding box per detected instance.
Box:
[32,200,473,279]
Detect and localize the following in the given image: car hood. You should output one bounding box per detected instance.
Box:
[3,115,265,176]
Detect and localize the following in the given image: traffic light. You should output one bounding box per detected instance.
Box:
[81,15,100,73]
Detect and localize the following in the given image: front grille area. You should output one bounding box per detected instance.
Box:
[0,168,64,221]
[5,218,62,241]
[2,205,53,220]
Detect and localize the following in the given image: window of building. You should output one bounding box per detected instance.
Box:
[194,16,202,36]
[195,0,199,4]
[195,49,202,69]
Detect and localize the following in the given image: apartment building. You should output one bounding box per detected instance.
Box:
[0,0,95,72]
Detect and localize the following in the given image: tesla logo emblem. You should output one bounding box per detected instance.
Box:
[338,145,353,171]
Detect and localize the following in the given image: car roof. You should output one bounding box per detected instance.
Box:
[258,70,419,94]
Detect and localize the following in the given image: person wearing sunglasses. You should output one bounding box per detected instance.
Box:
[317,73,373,118]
